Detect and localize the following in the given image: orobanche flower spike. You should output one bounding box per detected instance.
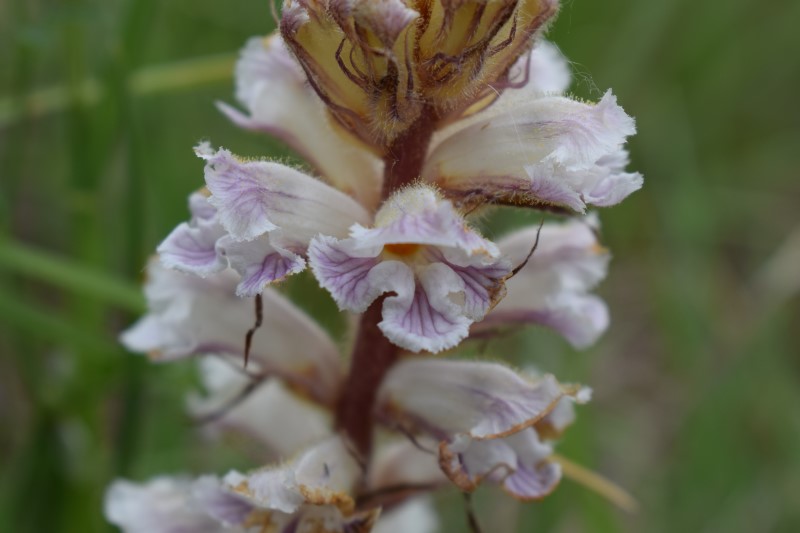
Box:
[108,1,641,531]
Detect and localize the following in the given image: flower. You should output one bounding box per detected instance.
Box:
[110,0,641,530]
[473,215,612,349]
[423,89,642,212]
[309,185,511,353]
[376,358,590,498]
[157,143,371,297]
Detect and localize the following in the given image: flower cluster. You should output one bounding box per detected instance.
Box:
[106,1,641,531]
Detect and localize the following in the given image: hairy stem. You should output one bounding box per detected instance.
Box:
[381,105,439,199]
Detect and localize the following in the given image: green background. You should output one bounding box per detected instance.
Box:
[1,0,799,531]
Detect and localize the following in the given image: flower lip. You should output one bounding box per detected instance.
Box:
[308,186,511,353]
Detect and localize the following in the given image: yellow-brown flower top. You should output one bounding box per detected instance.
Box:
[280,0,558,149]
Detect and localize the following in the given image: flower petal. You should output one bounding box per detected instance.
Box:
[519,40,572,96]
[225,436,360,515]
[307,235,386,313]
[524,149,644,212]
[189,357,331,459]
[477,217,611,348]
[439,429,562,500]
[356,186,500,257]
[197,143,370,242]
[379,360,590,497]
[424,91,640,212]
[378,263,473,353]
[157,192,227,276]
[217,233,306,297]
[534,396,579,440]
[104,476,247,533]
[158,193,310,292]
[121,261,341,404]
[218,35,383,208]
[378,359,565,440]
[427,247,511,320]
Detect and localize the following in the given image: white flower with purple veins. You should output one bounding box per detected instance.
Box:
[110,0,643,531]
[158,143,370,297]
[310,186,511,353]
[424,89,642,213]
[474,216,612,349]
[377,359,590,499]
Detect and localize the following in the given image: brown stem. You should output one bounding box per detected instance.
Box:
[335,298,399,457]
[381,104,439,199]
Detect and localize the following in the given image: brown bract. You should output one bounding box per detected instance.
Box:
[280,0,558,149]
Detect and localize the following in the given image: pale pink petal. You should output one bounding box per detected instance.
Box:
[427,247,511,320]
[158,221,226,276]
[535,396,579,440]
[197,143,369,243]
[490,293,610,349]
[577,149,644,207]
[158,191,311,293]
[524,150,644,212]
[377,360,589,497]
[188,190,218,221]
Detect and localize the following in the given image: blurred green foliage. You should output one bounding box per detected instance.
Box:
[1,0,799,531]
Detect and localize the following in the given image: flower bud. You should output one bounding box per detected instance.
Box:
[280,0,558,147]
